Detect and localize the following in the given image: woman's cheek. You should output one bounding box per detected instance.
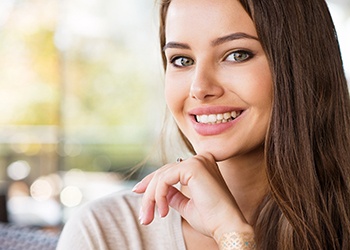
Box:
[165,75,189,114]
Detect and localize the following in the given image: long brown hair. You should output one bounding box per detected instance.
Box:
[158,0,350,249]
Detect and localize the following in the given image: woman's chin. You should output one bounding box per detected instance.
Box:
[194,148,233,163]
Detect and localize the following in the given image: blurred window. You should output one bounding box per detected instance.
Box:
[0,0,163,226]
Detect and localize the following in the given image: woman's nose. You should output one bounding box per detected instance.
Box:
[189,64,224,101]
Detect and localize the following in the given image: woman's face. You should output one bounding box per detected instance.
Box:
[164,0,273,161]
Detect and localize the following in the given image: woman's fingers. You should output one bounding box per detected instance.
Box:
[166,185,189,213]
[139,185,187,225]
[154,159,197,214]
[139,163,182,224]
[132,172,155,193]
[139,198,155,225]
[134,156,203,222]
[132,153,249,237]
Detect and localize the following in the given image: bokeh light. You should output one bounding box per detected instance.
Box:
[30,178,53,201]
[60,186,83,207]
[7,160,31,180]
[7,181,30,198]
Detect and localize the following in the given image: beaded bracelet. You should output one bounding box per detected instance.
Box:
[219,232,256,250]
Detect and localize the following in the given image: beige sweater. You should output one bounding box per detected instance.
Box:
[57,189,186,250]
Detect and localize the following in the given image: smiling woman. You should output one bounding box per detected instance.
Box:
[57,0,350,249]
[163,1,272,161]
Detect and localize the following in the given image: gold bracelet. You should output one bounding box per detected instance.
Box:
[219,232,256,250]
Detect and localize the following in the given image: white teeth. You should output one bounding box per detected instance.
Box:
[208,114,217,123]
[223,112,231,120]
[197,115,208,123]
[196,111,242,124]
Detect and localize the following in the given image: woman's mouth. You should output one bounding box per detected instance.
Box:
[195,110,243,124]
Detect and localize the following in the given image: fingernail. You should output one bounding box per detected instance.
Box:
[157,206,166,218]
[132,182,140,192]
[139,208,144,225]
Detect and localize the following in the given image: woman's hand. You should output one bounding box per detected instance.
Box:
[132,153,254,242]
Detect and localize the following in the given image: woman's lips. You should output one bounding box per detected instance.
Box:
[188,107,245,136]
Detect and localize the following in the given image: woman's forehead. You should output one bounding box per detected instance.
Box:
[165,0,257,43]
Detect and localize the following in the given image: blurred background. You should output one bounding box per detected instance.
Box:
[0,0,349,231]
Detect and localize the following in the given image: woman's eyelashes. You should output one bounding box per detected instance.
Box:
[168,49,254,68]
[224,50,254,63]
[170,56,195,68]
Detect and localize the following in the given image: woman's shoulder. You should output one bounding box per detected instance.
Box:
[57,188,186,250]
[82,188,142,216]
[65,188,143,232]
[57,189,143,249]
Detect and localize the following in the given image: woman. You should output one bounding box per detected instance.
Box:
[57,0,350,249]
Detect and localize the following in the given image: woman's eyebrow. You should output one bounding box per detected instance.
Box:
[163,32,259,51]
[163,42,190,51]
[211,32,259,46]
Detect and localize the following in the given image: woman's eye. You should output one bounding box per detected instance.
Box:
[225,51,252,62]
[171,57,194,67]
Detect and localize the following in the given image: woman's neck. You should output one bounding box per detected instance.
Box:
[217,150,268,224]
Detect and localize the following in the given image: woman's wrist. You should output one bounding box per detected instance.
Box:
[213,221,255,250]
[218,231,256,250]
